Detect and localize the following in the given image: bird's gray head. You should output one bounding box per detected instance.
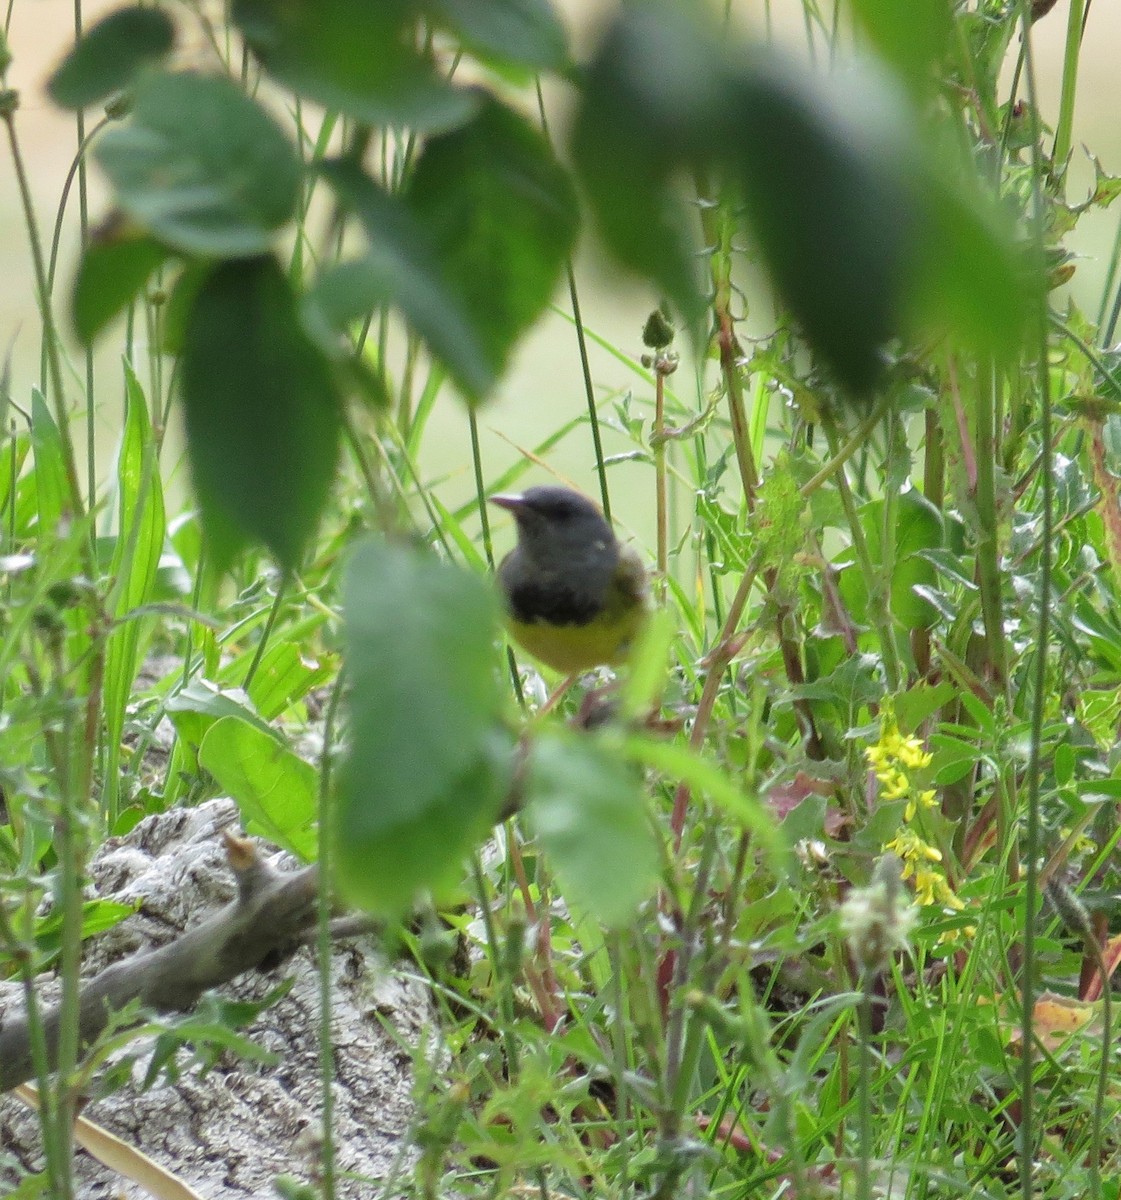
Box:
[490,486,617,582]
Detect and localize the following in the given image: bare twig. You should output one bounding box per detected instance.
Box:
[1,835,323,1093]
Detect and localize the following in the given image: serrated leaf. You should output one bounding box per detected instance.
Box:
[180,256,340,570]
[526,731,659,928]
[426,0,567,70]
[311,159,493,399]
[406,97,578,381]
[1090,155,1121,209]
[72,217,169,344]
[48,6,175,110]
[336,539,510,915]
[95,71,300,256]
[232,0,476,132]
[199,716,318,860]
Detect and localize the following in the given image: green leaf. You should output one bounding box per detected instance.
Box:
[311,159,494,399]
[625,733,790,876]
[95,71,300,256]
[780,793,828,846]
[728,52,917,395]
[34,899,137,963]
[217,626,334,721]
[180,255,341,571]
[0,433,29,518]
[30,390,68,536]
[425,0,567,70]
[199,716,318,860]
[838,488,944,629]
[232,0,476,132]
[526,731,659,928]
[618,607,675,721]
[880,488,943,628]
[911,160,1031,360]
[160,261,209,357]
[167,680,276,749]
[930,733,979,787]
[48,6,175,110]
[894,680,957,733]
[406,97,579,381]
[848,0,951,92]
[336,539,510,915]
[72,217,169,344]
[570,3,714,325]
[102,366,166,818]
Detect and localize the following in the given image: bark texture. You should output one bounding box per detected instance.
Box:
[0,799,433,1198]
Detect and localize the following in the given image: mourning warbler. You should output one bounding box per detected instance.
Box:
[490,486,649,675]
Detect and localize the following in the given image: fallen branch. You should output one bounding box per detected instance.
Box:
[1,833,322,1093]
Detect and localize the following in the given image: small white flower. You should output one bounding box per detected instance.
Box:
[840,854,918,973]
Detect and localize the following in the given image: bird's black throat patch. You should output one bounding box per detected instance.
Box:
[503,573,603,627]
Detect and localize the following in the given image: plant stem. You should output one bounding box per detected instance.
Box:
[71,0,97,511]
[1015,8,1053,1198]
[471,854,521,1080]
[669,548,764,847]
[316,672,346,1200]
[1051,0,1087,183]
[973,361,1009,688]
[653,366,668,601]
[822,420,902,691]
[798,396,891,498]
[2,103,87,531]
[242,574,287,693]
[1086,930,1110,1200]
[856,980,873,1200]
[694,169,823,753]
[534,81,610,519]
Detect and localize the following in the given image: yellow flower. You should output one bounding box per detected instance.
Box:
[896,736,933,772]
[885,827,942,864]
[865,745,889,770]
[906,865,965,911]
[1058,826,1098,857]
[913,867,939,906]
[866,718,935,811]
[870,707,965,916]
[904,789,938,822]
[935,876,966,911]
[881,769,910,801]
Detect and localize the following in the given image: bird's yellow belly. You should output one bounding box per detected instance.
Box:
[507,609,643,675]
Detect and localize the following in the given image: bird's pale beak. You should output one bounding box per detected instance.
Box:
[489,493,525,512]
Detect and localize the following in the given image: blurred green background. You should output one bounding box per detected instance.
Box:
[3,0,1118,545]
